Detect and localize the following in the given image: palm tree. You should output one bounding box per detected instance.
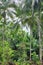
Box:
[32,0,42,63]
[18,0,33,60]
[0,0,20,62]
[18,0,43,62]
[38,0,42,63]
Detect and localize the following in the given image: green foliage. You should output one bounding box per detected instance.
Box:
[32,52,39,62]
[0,41,14,65]
[0,0,43,65]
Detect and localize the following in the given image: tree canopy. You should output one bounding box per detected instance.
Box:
[0,0,43,65]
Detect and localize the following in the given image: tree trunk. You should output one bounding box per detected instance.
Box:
[30,26,33,60]
[30,41,31,61]
[30,0,34,61]
[37,18,42,63]
[38,0,42,63]
[2,11,6,61]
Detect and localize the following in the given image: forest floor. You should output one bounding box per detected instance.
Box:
[0,60,43,65]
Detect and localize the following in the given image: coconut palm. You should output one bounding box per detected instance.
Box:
[32,0,43,63]
[0,0,21,62]
[18,0,43,62]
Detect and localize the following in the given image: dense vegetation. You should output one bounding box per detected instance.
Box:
[0,0,43,65]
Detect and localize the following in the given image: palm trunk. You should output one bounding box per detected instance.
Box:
[3,11,6,61]
[30,36,31,61]
[38,22,42,63]
[30,26,33,60]
[38,0,42,63]
[30,40,31,60]
[37,17,42,62]
[30,0,34,61]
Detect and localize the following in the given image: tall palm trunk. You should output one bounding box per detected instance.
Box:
[3,11,6,61]
[38,0,42,63]
[36,17,42,63]
[38,19,42,63]
[29,0,35,61]
[30,26,33,60]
